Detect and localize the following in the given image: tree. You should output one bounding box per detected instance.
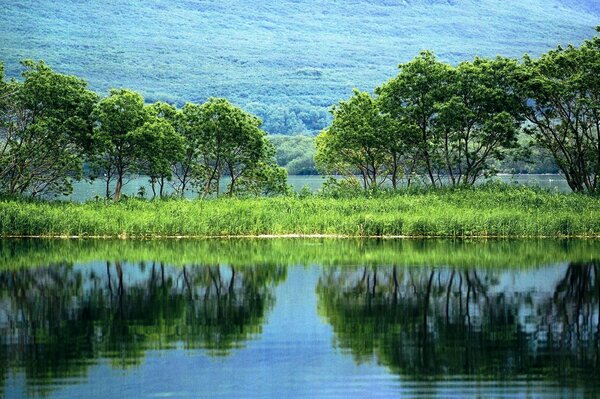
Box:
[316,90,393,189]
[143,102,184,198]
[235,160,290,197]
[139,119,184,199]
[434,57,522,185]
[377,52,522,187]
[0,61,97,197]
[195,98,284,197]
[171,102,208,196]
[91,89,152,200]
[377,51,453,187]
[516,28,600,193]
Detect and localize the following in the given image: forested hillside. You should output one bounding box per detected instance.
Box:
[1,0,598,134]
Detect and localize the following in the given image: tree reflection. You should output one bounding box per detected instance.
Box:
[317,263,600,385]
[0,261,286,394]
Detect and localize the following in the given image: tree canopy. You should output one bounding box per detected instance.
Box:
[0,61,97,197]
[515,28,600,192]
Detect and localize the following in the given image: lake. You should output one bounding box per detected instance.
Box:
[59,174,571,201]
[1,238,599,398]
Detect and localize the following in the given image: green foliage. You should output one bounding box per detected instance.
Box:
[183,98,287,197]
[1,0,597,135]
[516,29,600,193]
[236,161,291,197]
[90,89,154,200]
[374,53,522,187]
[0,61,97,197]
[268,134,317,175]
[139,117,185,198]
[317,90,396,189]
[0,185,599,237]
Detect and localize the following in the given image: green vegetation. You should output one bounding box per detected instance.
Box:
[2,21,600,241]
[1,237,599,270]
[3,30,600,200]
[318,30,600,193]
[1,184,599,238]
[0,63,287,199]
[1,0,598,135]
[517,34,600,192]
[268,134,317,175]
[0,61,97,197]
[317,261,600,387]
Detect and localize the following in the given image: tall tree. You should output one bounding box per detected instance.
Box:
[434,57,522,185]
[377,53,521,186]
[143,102,184,198]
[316,90,393,190]
[377,51,452,188]
[196,98,284,197]
[0,61,97,197]
[516,28,600,193]
[171,103,207,196]
[91,89,151,200]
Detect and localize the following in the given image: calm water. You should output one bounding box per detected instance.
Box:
[1,239,599,398]
[59,174,570,201]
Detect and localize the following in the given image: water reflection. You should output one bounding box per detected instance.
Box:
[2,239,600,398]
[317,263,600,388]
[0,261,286,396]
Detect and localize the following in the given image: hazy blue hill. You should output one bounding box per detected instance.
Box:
[1,0,598,134]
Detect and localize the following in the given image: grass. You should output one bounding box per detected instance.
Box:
[1,184,600,238]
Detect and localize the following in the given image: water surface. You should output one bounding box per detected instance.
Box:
[1,239,598,398]
[59,174,569,201]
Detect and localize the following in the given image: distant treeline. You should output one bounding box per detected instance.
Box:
[1,28,599,198]
[317,28,600,193]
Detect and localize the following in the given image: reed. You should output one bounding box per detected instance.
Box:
[1,184,599,238]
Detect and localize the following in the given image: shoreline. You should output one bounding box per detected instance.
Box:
[2,233,599,240]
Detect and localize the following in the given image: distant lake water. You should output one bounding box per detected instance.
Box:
[1,238,599,398]
[60,174,570,202]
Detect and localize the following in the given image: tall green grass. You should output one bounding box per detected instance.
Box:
[1,185,599,238]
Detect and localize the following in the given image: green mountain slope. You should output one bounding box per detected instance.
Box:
[1,0,598,134]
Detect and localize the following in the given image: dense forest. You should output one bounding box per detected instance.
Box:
[1,0,598,135]
[1,29,599,198]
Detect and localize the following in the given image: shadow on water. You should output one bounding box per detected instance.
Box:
[0,260,286,397]
[0,238,600,397]
[317,262,600,393]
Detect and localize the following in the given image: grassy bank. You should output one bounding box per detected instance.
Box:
[1,185,599,238]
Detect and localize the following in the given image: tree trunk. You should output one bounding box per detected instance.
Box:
[159,177,165,198]
[150,178,157,199]
[105,177,111,199]
[114,173,123,201]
